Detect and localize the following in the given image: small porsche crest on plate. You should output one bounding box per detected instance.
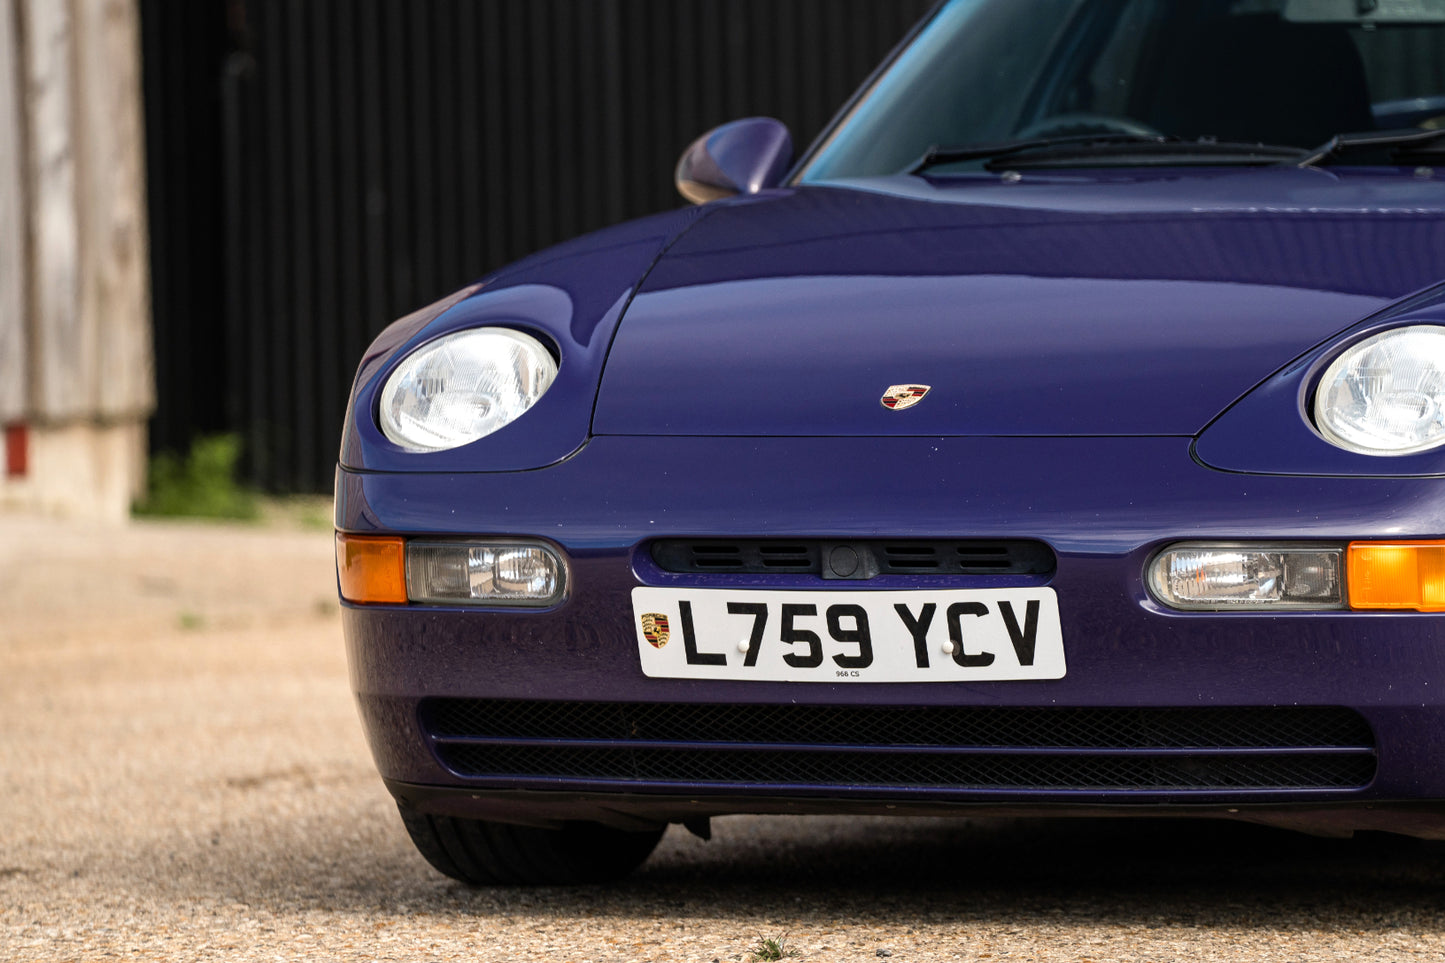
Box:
[640,612,670,648]
[881,384,931,410]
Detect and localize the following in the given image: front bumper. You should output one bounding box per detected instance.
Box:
[337,435,1445,831]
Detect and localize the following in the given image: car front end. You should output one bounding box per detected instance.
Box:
[336,0,1445,883]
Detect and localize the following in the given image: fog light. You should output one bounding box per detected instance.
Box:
[1148,544,1343,611]
[406,541,566,606]
[1347,541,1445,611]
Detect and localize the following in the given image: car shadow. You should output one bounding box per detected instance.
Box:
[253,812,1445,929]
[110,796,1445,936]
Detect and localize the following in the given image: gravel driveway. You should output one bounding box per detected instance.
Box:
[4,513,1445,962]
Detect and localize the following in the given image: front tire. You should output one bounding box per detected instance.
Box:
[397,804,666,885]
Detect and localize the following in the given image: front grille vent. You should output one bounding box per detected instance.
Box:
[421,701,1377,794]
[651,539,1056,579]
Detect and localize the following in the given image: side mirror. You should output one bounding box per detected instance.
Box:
[675,117,793,205]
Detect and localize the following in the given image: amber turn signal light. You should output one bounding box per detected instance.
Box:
[336,534,408,604]
[1347,541,1445,612]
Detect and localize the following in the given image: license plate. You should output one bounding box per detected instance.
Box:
[632,587,1065,682]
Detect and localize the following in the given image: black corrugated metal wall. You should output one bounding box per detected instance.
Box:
[141,0,934,492]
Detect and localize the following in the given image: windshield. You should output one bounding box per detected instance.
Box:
[801,0,1445,179]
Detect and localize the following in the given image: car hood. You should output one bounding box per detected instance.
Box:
[593,168,1445,437]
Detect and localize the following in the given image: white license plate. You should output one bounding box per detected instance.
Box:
[632,587,1065,682]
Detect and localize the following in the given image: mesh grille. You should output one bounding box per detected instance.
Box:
[422,701,1376,793]
[424,701,1373,750]
[437,744,1376,791]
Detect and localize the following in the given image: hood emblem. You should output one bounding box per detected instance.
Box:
[640,613,670,648]
[880,384,931,411]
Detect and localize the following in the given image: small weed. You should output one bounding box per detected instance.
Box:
[177,611,205,631]
[133,434,259,521]
[256,494,334,531]
[296,502,333,531]
[750,934,800,962]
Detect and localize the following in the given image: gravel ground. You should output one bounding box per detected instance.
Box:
[4,512,1445,962]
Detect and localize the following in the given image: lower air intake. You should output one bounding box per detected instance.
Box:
[421,701,1376,793]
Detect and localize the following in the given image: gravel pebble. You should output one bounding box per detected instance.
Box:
[4,514,1445,961]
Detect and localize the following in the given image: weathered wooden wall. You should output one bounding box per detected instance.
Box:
[0,0,25,423]
[1,0,151,427]
[0,0,152,521]
[22,0,84,422]
[74,0,152,419]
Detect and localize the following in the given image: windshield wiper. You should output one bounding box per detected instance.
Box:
[910,134,1176,173]
[912,136,1308,174]
[1299,128,1445,167]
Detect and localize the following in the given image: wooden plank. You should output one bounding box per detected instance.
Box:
[22,0,86,422]
[0,0,26,423]
[73,0,152,418]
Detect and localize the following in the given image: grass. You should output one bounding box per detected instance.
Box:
[133,434,259,521]
[750,934,800,961]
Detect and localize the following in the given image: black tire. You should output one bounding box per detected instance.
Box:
[397,804,665,885]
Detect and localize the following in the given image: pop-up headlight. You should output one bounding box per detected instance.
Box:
[378,327,557,452]
[1314,325,1445,456]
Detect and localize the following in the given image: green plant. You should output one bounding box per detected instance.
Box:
[750,934,800,962]
[133,434,259,521]
[256,494,334,531]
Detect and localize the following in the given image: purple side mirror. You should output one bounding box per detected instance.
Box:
[675,117,794,205]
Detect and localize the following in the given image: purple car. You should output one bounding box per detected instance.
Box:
[336,0,1445,884]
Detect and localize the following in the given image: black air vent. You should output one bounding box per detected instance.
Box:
[651,539,1055,579]
[436,744,1376,792]
[421,701,1377,794]
[666,542,818,573]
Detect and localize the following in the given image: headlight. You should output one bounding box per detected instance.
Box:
[1314,325,1445,456]
[378,328,557,452]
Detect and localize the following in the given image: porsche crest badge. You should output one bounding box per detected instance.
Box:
[640,612,670,648]
[881,384,931,410]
